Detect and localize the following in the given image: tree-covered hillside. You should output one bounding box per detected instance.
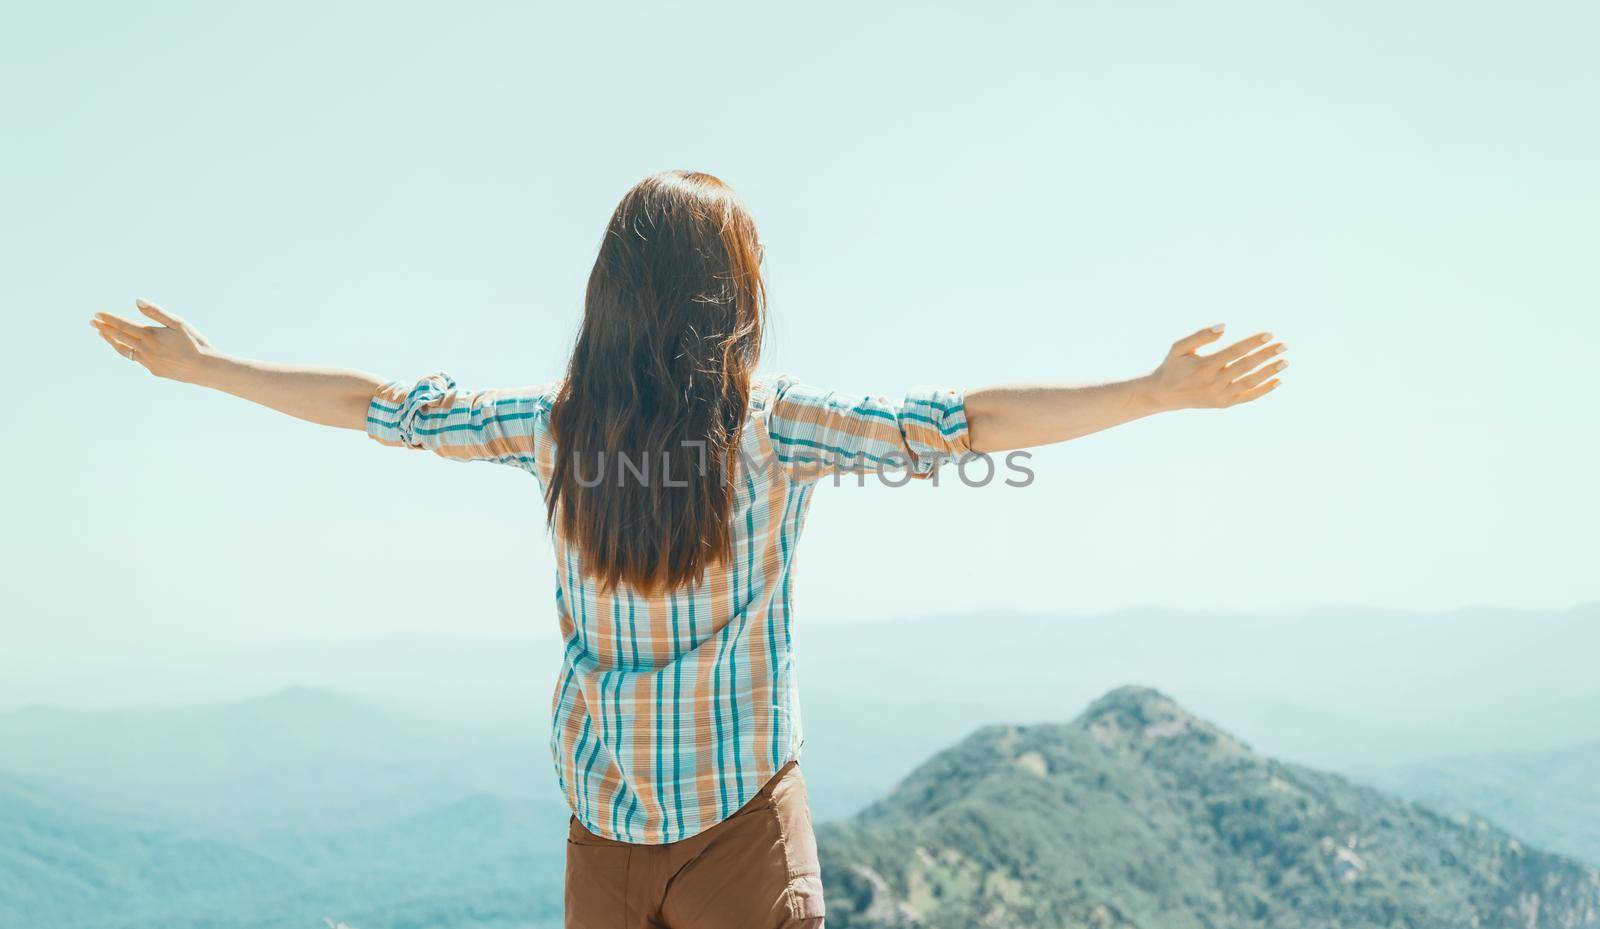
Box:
[0,772,569,929]
[0,690,571,929]
[818,687,1600,929]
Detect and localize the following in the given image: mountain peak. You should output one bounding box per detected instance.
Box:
[1077,685,1243,755]
[1081,684,1183,718]
[254,684,362,707]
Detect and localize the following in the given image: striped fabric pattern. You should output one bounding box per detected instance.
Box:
[365,371,972,843]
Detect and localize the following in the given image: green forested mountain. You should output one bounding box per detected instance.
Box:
[0,774,298,926]
[818,687,1600,929]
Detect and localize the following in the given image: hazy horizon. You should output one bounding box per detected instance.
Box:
[8,603,1597,769]
[13,598,1596,711]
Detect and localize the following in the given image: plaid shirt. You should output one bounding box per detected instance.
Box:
[365,372,972,843]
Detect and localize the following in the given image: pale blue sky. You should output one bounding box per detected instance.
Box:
[4,1,1597,692]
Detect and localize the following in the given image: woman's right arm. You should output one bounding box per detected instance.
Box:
[963,325,1287,453]
[92,300,385,430]
[92,300,546,468]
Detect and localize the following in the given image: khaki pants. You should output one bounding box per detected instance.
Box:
[564,760,826,928]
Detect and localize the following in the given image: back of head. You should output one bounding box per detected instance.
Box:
[547,170,767,596]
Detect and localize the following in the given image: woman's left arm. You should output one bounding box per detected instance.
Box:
[91,299,384,430]
[963,325,1287,452]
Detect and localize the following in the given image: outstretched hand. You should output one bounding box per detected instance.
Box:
[90,299,216,383]
[1148,324,1288,411]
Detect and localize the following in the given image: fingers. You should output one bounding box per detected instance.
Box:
[91,312,153,342]
[1170,324,1225,357]
[1228,377,1282,406]
[1209,333,1274,366]
[92,324,145,365]
[1224,341,1287,379]
[135,298,185,329]
[1224,338,1289,404]
[1232,357,1287,391]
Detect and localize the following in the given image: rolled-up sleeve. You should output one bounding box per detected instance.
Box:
[364,371,547,471]
[767,375,972,482]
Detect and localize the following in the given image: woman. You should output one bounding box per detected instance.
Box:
[89,170,1287,928]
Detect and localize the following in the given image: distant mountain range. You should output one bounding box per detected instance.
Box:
[4,680,1600,927]
[0,686,560,829]
[818,687,1600,929]
[1355,741,1600,867]
[9,603,1599,826]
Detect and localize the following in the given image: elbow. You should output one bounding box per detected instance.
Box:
[966,431,1010,456]
[965,423,997,455]
[962,392,1012,454]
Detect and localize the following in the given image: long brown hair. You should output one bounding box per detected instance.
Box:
[546,171,767,596]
